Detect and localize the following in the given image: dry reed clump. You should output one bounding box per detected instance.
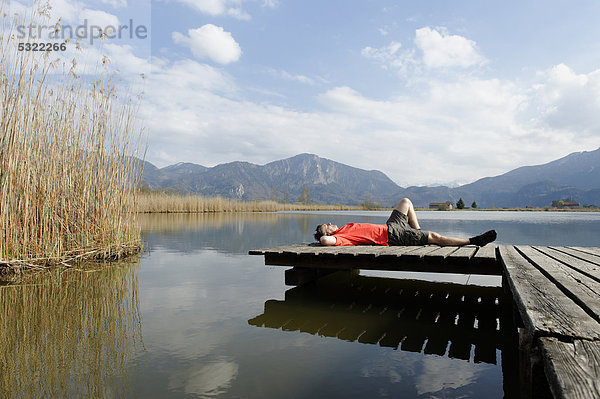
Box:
[137,192,359,213]
[0,2,145,272]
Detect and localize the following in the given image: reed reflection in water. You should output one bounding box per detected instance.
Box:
[138,212,320,255]
[0,260,142,398]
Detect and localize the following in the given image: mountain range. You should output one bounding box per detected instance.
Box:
[140,148,600,208]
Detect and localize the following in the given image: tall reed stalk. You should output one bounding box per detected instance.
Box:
[0,2,145,271]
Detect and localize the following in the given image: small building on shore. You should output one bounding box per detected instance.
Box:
[429,201,453,210]
[561,201,580,208]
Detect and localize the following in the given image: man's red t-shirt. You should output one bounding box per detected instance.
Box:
[332,223,389,246]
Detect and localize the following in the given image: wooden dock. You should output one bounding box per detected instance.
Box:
[249,244,600,399]
[250,243,500,277]
[499,245,600,399]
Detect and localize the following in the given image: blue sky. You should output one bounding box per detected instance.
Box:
[9,0,600,186]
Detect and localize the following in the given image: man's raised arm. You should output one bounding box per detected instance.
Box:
[320,235,336,246]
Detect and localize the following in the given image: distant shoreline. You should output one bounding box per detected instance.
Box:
[136,191,600,213]
[415,207,600,212]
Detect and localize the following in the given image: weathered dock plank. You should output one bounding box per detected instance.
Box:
[374,246,424,258]
[540,337,600,399]
[248,244,305,255]
[419,245,459,261]
[549,247,600,267]
[472,244,497,263]
[517,246,600,322]
[445,245,477,263]
[400,245,444,261]
[569,247,600,260]
[533,246,600,282]
[500,245,600,399]
[498,245,600,340]
[251,244,501,275]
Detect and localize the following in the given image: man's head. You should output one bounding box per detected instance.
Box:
[313,222,338,241]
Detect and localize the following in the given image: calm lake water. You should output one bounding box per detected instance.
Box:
[2,211,600,398]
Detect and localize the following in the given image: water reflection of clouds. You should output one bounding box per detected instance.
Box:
[138,255,281,360]
[168,357,239,397]
[359,350,496,397]
[139,250,283,315]
[416,356,484,395]
[360,351,420,383]
[139,212,314,255]
[136,246,288,395]
[141,283,208,313]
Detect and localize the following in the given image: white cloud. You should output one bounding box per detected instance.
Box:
[140,53,600,187]
[79,8,120,29]
[103,43,152,75]
[415,27,487,69]
[149,59,238,95]
[526,64,600,134]
[100,0,128,8]
[140,60,355,167]
[10,0,128,27]
[318,77,578,185]
[265,68,314,85]
[172,24,242,65]
[5,1,31,20]
[361,41,402,67]
[172,0,280,18]
[175,0,250,20]
[7,0,76,24]
[262,0,279,7]
[361,41,420,78]
[362,27,486,76]
[45,38,151,80]
[43,0,81,22]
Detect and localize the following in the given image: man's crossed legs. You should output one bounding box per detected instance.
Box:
[393,198,496,247]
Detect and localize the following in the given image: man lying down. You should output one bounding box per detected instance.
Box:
[314,198,497,247]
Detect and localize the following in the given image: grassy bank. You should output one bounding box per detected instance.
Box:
[0,3,144,272]
[137,192,364,213]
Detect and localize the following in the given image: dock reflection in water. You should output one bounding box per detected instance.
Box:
[250,271,520,393]
[0,261,142,398]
